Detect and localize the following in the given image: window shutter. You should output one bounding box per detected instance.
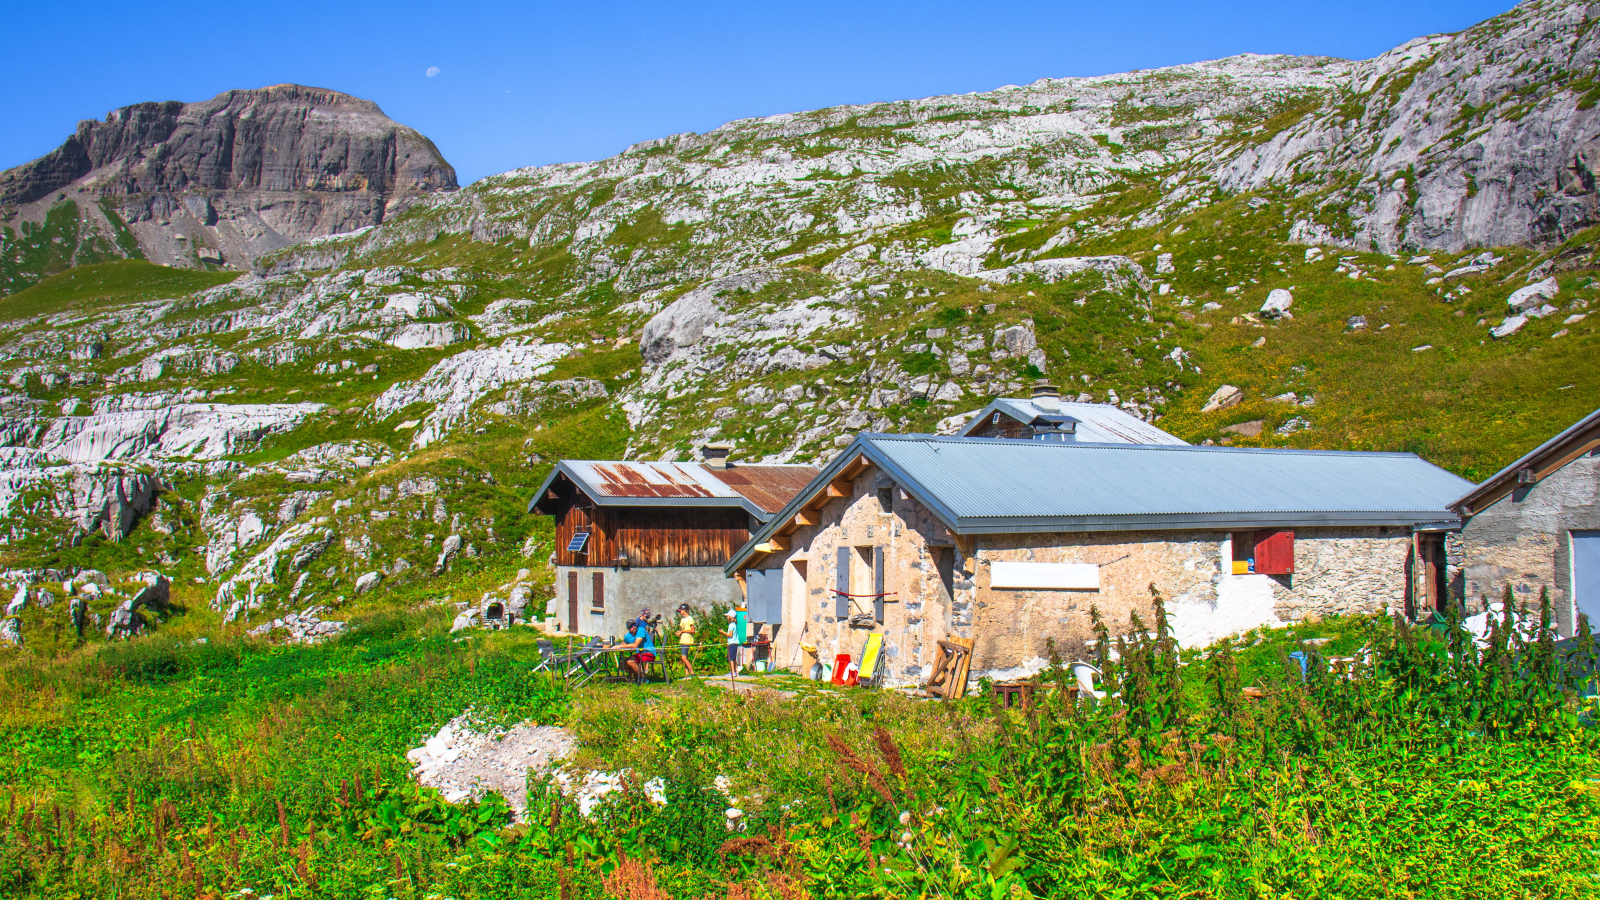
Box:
[592,571,605,608]
[766,568,783,625]
[873,546,886,623]
[836,547,850,618]
[746,570,781,624]
[1255,531,1295,575]
[745,571,763,623]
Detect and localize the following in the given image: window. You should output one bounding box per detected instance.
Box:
[1233,531,1294,575]
[835,546,885,622]
[877,487,893,514]
[591,571,605,610]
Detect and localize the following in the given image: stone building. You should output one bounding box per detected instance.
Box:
[1448,408,1600,636]
[726,433,1470,684]
[528,446,816,638]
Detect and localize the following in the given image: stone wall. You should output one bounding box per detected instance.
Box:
[754,461,1414,685]
[1455,451,1600,636]
[553,564,744,640]
[971,527,1410,668]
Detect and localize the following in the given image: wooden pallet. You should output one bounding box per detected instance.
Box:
[924,637,975,700]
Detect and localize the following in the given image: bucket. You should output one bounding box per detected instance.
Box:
[830,653,852,685]
[843,662,860,687]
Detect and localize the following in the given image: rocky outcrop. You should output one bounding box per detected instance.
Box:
[371,341,572,448]
[1218,1,1600,251]
[105,572,170,639]
[0,84,457,273]
[247,606,347,644]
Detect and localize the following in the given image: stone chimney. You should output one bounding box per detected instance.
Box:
[1031,380,1060,413]
[703,441,734,470]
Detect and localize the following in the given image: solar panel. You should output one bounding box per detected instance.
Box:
[567,533,589,553]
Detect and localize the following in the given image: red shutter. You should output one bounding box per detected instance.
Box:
[1255,531,1295,575]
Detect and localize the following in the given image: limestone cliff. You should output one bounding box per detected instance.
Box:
[0,85,456,281]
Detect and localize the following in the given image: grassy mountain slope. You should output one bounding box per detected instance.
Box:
[0,0,1595,643]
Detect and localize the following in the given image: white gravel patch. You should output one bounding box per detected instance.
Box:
[406,714,576,820]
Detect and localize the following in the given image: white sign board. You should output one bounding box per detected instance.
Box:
[989,561,1100,590]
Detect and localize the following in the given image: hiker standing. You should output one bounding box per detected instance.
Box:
[675,603,697,677]
[723,609,739,686]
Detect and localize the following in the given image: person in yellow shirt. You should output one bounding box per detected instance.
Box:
[674,603,697,676]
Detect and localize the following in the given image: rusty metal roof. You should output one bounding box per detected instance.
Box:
[528,460,819,521]
[704,464,821,514]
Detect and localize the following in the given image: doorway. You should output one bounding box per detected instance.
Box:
[1418,533,1448,613]
[568,571,579,633]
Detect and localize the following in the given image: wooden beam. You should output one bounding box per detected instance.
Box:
[839,454,870,481]
[825,479,851,499]
[795,510,820,527]
[768,534,791,551]
[953,534,978,575]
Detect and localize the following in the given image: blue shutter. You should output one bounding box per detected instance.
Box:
[836,547,850,618]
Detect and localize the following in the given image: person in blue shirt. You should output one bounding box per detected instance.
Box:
[620,618,657,682]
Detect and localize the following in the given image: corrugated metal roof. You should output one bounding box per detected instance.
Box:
[704,464,821,514]
[965,398,1188,445]
[529,460,819,521]
[567,461,734,500]
[870,435,1471,531]
[727,433,1473,571]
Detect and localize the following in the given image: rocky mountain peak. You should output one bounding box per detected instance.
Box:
[0,85,457,286]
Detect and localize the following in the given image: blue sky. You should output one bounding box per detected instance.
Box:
[4,0,1510,185]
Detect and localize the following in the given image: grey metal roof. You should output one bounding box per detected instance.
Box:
[963,397,1188,445]
[726,433,1472,572]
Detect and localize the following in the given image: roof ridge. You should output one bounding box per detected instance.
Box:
[860,432,1420,458]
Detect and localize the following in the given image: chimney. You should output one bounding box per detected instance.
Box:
[1031,380,1060,413]
[703,441,734,470]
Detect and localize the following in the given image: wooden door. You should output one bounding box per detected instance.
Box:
[568,572,579,633]
[1419,534,1447,612]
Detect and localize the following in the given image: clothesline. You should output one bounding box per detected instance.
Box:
[829,589,899,598]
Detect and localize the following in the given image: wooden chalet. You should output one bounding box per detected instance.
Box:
[528,444,817,636]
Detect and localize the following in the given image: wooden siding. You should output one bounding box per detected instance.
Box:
[548,477,753,567]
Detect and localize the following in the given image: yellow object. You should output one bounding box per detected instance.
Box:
[858,633,884,682]
[1232,560,1250,575]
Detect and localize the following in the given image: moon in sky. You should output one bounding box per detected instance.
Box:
[426,66,441,78]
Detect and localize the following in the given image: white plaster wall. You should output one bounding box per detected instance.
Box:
[1169,573,1282,648]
